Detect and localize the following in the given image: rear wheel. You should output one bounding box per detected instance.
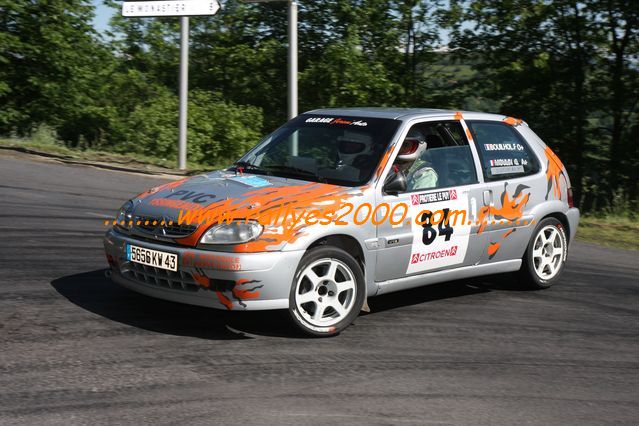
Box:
[289,246,365,337]
[518,217,568,289]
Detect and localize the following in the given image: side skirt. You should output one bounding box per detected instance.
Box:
[373,260,522,296]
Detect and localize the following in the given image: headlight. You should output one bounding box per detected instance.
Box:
[115,200,134,229]
[199,221,263,245]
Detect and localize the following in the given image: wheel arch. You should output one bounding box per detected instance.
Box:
[540,212,571,242]
[306,234,366,272]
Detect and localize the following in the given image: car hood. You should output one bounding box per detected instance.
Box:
[133,170,311,213]
[128,170,362,251]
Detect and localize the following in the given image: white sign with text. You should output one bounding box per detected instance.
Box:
[122,0,220,17]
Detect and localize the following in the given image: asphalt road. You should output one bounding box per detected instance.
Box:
[1,150,638,425]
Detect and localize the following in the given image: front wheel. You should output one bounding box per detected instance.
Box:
[289,246,365,337]
[518,217,568,289]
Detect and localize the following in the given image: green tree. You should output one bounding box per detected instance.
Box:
[117,88,263,166]
[0,0,110,141]
[591,0,639,204]
[445,0,602,207]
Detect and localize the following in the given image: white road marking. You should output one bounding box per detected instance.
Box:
[85,212,113,218]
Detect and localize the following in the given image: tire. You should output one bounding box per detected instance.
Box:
[518,217,568,289]
[288,246,366,337]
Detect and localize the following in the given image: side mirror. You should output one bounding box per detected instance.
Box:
[383,170,407,194]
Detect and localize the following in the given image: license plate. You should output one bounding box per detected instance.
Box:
[127,244,178,271]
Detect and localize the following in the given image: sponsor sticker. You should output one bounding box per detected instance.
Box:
[484,143,525,151]
[410,246,459,264]
[229,176,272,188]
[304,117,368,127]
[491,165,525,175]
[182,252,242,270]
[305,117,333,124]
[410,189,457,206]
[164,190,216,205]
[489,158,528,167]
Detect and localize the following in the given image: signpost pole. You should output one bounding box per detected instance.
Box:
[288,0,298,120]
[288,0,298,156]
[244,0,298,120]
[121,0,224,169]
[178,16,189,171]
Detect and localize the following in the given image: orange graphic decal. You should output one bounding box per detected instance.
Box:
[233,279,263,302]
[455,112,473,141]
[192,268,263,309]
[175,182,357,252]
[487,242,501,258]
[503,116,523,126]
[148,198,205,211]
[477,183,529,259]
[465,127,473,141]
[502,228,516,238]
[477,183,530,235]
[215,291,233,310]
[487,228,519,259]
[544,146,565,200]
[135,177,193,200]
[374,145,395,181]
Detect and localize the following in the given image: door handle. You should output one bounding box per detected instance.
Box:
[483,190,492,206]
[470,197,477,221]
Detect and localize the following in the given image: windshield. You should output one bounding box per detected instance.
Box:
[235,115,401,186]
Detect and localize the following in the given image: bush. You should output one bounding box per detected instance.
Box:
[113,89,263,167]
[30,124,60,145]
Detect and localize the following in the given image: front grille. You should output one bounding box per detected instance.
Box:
[134,215,197,238]
[135,216,158,234]
[121,261,200,292]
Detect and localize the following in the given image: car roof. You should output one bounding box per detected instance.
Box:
[303,107,509,122]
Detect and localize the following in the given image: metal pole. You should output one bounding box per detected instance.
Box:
[288,0,298,120]
[178,16,189,170]
[288,1,298,156]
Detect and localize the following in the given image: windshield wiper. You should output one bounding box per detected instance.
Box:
[231,161,267,174]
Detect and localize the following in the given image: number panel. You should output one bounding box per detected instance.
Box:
[406,189,472,274]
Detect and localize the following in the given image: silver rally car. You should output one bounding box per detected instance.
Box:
[104,108,579,336]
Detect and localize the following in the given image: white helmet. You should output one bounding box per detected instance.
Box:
[337,131,374,165]
[396,130,427,163]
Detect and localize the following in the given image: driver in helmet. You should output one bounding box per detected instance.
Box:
[394,130,438,190]
[336,131,383,180]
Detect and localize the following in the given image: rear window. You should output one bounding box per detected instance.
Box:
[468,121,540,181]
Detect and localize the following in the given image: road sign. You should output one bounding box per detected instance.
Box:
[122,0,220,18]
[122,0,220,170]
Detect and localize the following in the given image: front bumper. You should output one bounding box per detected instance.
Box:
[103,228,304,310]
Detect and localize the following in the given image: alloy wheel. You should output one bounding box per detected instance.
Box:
[294,258,357,328]
[532,225,564,280]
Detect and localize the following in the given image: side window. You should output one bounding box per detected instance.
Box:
[468,121,540,181]
[398,121,478,192]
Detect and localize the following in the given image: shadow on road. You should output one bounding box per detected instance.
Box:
[50,269,296,340]
[51,269,523,340]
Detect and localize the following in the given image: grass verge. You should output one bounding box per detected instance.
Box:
[576,215,639,251]
[0,138,217,174]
